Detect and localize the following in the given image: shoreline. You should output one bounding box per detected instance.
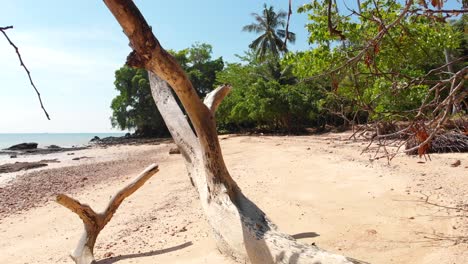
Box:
[0,137,172,185]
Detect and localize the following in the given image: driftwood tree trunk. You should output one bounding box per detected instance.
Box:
[102,0,366,263]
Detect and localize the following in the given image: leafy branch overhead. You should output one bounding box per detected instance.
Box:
[290,0,467,159]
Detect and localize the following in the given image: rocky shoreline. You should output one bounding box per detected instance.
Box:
[0,141,172,219]
[0,136,171,174]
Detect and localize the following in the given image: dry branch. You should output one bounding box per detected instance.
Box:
[283,0,293,49]
[0,25,50,120]
[56,164,159,264]
[203,85,232,112]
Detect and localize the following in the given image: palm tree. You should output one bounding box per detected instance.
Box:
[243,4,296,61]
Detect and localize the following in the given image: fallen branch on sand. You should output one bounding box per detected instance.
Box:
[56,164,159,264]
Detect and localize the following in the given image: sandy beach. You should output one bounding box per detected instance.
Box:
[0,133,466,264]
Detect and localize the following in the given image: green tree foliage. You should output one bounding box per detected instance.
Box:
[110,67,168,136]
[216,53,328,132]
[171,43,224,97]
[215,2,465,134]
[288,0,465,122]
[110,43,224,135]
[243,4,296,61]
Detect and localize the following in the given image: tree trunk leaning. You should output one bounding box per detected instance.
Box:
[103,0,367,263]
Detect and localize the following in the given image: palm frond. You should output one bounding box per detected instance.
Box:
[276,29,296,44]
[243,23,264,33]
[250,34,266,50]
[273,34,286,52]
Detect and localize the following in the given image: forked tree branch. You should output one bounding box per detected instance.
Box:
[103,1,367,263]
[0,25,50,120]
[56,164,159,264]
[103,0,238,199]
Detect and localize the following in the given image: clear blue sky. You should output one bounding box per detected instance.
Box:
[0,0,462,133]
[0,0,311,133]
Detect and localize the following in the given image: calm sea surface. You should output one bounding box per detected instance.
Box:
[0,133,125,149]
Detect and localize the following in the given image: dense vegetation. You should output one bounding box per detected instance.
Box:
[110,43,224,135]
[111,1,466,136]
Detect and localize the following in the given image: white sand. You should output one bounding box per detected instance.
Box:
[0,133,466,264]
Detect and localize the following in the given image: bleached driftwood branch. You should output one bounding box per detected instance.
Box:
[103,0,367,263]
[204,85,232,112]
[56,164,159,264]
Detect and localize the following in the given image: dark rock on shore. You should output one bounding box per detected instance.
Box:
[90,136,101,142]
[72,156,91,161]
[0,162,48,173]
[91,135,171,146]
[0,159,60,174]
[7,143,38,150]
[169,147,181,154]
[0,146,88,157]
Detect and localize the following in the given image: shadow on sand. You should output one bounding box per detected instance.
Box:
[95,241,193,264]
[291,232,320,240]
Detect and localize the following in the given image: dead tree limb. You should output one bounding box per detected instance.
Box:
[103,0,367,263]
[204,85,232,112]
[56,163,159,264]
[0,25,50,120]
[283,0,293,49]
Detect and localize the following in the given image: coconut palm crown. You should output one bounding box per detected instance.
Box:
[243,4,296,61]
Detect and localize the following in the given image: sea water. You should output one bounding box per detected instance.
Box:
[0,133,125,149]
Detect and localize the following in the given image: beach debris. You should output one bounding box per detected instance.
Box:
[169,147,181,154]
[0,159,60,174]
[39,159,60,163]
[10,154,17,158]
[72,156,91,161]
[406,132,468,155]
[103,252,114,258]
[6,142,38,150]
[451,160,461,167]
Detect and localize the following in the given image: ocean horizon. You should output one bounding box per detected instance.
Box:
[0,133,126,149]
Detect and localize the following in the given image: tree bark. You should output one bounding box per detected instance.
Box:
[103,0,367,263]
